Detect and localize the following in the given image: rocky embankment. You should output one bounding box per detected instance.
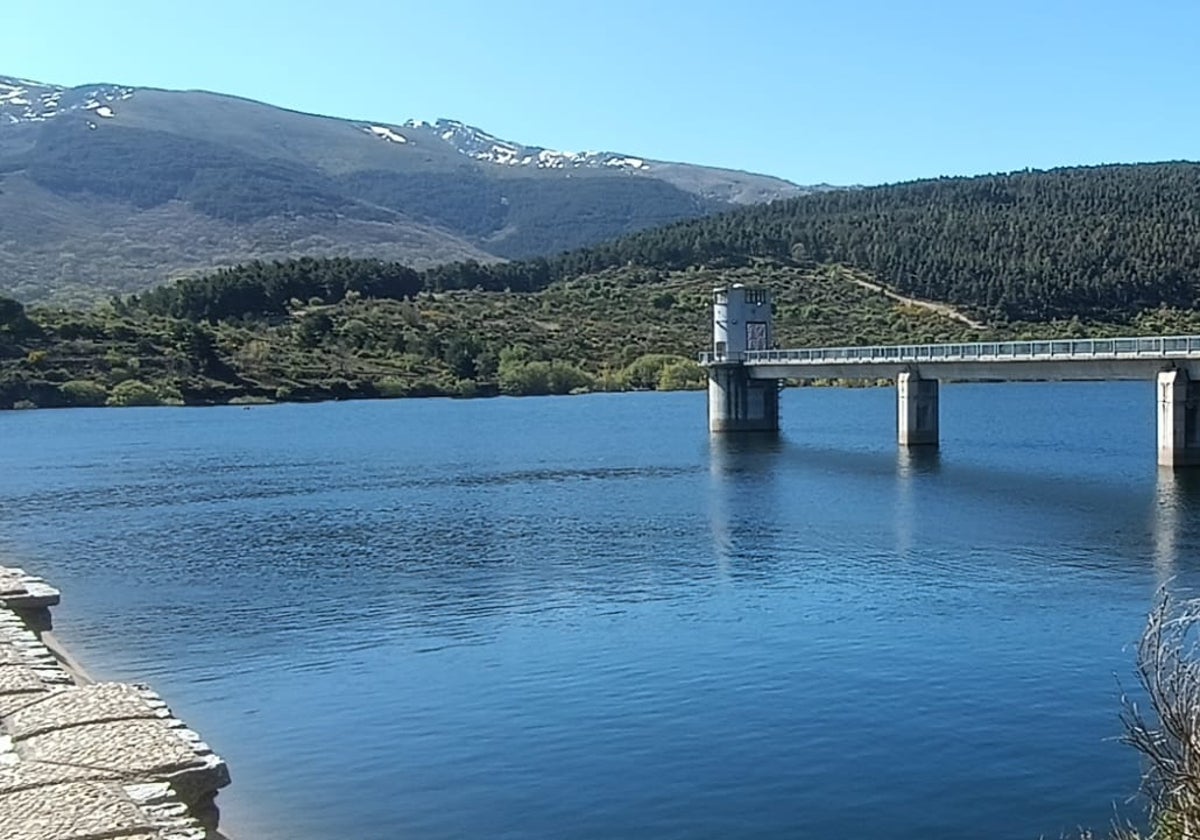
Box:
[0,565,230,839]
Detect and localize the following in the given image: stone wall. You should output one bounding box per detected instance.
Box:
[0,566,231,840]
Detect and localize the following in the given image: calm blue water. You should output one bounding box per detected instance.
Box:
[2,382,1198,840]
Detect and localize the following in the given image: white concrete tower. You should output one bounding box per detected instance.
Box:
[707,285,779,432]
[712,284,772,361]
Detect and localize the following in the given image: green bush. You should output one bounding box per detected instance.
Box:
[376,377,408,398]
[657,360,706,391]
[453,378,480,398]
[106,379,162,407]
[59,379,108,406]
[499,360,594,396]
[622,353,693,390]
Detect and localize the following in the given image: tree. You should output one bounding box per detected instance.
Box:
[295,312,334,348]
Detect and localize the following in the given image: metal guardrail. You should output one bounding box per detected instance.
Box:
[699,336,1200,367]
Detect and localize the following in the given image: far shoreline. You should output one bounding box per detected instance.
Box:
[0,378,904,413]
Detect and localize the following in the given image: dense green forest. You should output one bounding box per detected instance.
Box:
[127,162,1200,325]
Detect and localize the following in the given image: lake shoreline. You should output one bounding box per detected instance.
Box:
[0,376,904,412]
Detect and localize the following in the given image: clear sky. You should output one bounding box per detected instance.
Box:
[3,0,1197,186]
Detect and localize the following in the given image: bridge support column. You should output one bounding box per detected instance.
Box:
[1157,370,1200,467]
[708,365,779,433]
[897,372,938,447]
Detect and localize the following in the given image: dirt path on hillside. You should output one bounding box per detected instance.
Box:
[846,274,987,330]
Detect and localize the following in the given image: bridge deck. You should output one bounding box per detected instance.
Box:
[701,335,1200,381]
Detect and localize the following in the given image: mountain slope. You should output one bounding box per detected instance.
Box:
[597,161,1200,321]
[364,161,1200,324]
[0,75,811,304]
[121,161,1200,331]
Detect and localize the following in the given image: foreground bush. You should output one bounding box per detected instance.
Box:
[1115,589,1200,839]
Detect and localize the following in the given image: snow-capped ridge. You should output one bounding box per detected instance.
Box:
[0,75,133,124]
[402,117,652,172]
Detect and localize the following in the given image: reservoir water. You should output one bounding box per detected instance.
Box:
[1,382,1198,839]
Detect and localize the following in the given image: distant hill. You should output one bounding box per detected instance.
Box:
[125,162,1200,327]
[0,74,816,305]
[364,161,1199,324]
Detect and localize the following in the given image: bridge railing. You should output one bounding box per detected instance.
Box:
[700,336,1200,367]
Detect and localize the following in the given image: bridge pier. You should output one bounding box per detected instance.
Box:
[1157,369,1200,467]
[897,372,939,447]
[708,365,780,433]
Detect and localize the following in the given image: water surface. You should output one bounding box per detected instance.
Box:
[1,382,1196,839]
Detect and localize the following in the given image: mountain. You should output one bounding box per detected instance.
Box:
[0,74,811,305]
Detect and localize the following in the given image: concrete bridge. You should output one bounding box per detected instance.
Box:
[701,285,1200,467]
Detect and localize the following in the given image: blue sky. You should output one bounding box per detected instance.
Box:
[4,0,1197,186]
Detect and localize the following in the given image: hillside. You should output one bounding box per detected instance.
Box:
[0,261,992,408]
[562,161,1200,323]
[0,74,810,305]
[9,245,1199,411]
[125,161,1200,328]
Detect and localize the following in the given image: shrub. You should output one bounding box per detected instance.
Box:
[1119,589,1200,837]
[499,360,593,396]
[377,377,408,398]
[59,379,108,406]
[658,360,707,391]
[622,353,693,390]
[453,379,480,398]
[106,379,162,407]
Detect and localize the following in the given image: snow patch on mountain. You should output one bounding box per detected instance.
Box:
[364,125,407,143]
[403,118,652,173]
[0,75,133,124]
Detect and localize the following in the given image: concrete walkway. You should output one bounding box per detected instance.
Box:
[0,566,230,840]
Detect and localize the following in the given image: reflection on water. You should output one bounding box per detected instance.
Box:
[707,432,782,576]
[896,446,941,478]
[894,448,935,558]
[707,431,785,471]
[1152,468,1200,587]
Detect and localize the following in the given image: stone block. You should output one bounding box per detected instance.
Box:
[6,683,168,740]
[0,764,207,840]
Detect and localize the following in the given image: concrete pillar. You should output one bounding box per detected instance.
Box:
[1157,369,1200,467]
[708,365,779,433]
[897,372,938,447]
